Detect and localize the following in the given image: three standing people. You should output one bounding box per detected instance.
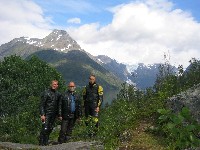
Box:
[39,75,103,145]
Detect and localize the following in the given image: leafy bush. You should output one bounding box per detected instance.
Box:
[0,96,41,144]
[0,55,66,144]
[72,83,161,149]
[156,107,200,149]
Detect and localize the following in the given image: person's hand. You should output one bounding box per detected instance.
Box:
[95,107,100,112]
[41,115,45,122]
[76,118,81,123]
[58,116,62,120]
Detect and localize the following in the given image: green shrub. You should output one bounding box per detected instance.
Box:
[156,107,200,149]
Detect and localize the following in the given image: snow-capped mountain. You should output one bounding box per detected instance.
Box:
[0,29,178,91]
[94,55,135,85]
[130,63,177,89]
[0,29,82,60]
[125,64,139,74]
[38,29,82,52]
[19,29,82,52]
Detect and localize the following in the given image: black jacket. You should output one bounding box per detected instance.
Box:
[83,83,103,107]
[40,88,61,116]
[59,90,82,120]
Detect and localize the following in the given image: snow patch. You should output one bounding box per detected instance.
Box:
[98,59,104,64]
[126,77,136,85]
[24,37,30,40]
[60,48,67,51]
[56,34,62,41]
[126,64,138,74]
[67,44,71,48]
[26,40,37,45]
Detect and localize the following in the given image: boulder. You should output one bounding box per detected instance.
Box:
[166,83,200,123]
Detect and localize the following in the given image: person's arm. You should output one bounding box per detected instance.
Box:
[82,86,87,101]
[97,85,103,107]
[58,94,63,120]
[77,94,82,118]
[96,85,103,112]
[40,91,47,121]
[82,86,87,107]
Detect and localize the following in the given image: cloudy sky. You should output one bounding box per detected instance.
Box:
[1,0,200,68]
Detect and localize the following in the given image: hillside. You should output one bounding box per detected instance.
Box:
[27,50,122,104]
[0,29,124,103]
[27,50,121,89]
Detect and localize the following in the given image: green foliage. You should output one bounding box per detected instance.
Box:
[1,54,200,149]
[0,55,65,116]
[72,117,99,141]
[180,58,200,90]
[0,55,66,143]
[0,96,41,144]
[97,99,138,149]
[72,99,139,149]
[67,58,200,149]
[154,58,200,100]
[72,83,164,149]
[156,107,200,149]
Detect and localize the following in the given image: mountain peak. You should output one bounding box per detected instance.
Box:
[13,29,82,52]
[40,29,82,52]
[51,29,69,36]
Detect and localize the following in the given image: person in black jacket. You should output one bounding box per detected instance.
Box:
[83,74,103,129]
[39,80,61,146]
[58,81,82,143]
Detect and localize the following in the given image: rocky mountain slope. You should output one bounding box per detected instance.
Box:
[131,63,177,89]
[94,55,135,84]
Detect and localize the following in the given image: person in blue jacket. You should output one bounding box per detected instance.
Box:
[58,82,82,143]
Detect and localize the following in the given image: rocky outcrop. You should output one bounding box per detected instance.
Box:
[0,141,104,150]
[166,83,200,123]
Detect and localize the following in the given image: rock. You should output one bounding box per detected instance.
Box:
[0,141,104,150]
[166,83,200,123]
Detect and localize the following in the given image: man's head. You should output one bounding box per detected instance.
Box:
[89,74,96,85]
[51,80,58,90]
[68,81,76,92]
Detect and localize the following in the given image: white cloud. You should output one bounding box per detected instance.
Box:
[67,0,200,68]
[67,18,81,24]
[0,0,52,45]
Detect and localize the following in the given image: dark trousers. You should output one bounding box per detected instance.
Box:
[39,115,56,146]
[58,117,76,143]
[85,103,99,128]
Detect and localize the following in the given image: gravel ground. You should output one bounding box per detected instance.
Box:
[0,141,104,150]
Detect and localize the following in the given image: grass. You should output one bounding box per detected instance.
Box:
[118,120,167,150]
